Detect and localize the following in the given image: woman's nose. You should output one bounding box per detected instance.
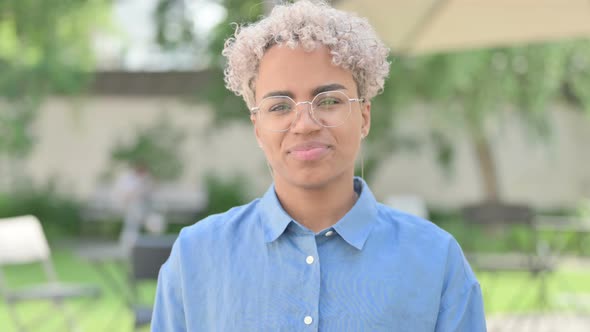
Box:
[290,102,321,132]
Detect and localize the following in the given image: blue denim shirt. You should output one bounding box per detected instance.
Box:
[152,178,486,331]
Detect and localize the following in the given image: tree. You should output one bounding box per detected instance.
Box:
[0,0,110,189]
[382,41,590,202]
[107,115,187,182]
[155,0,267,126]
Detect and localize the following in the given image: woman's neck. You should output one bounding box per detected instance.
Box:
[274,174,358,233]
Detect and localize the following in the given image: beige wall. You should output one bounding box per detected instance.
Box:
[25,96,269,199]
[370,104,590,209]
[20,96,590,209]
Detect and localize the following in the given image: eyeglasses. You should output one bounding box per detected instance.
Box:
[250,90,364,132]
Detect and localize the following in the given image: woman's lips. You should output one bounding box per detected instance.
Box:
[289,143,330,161]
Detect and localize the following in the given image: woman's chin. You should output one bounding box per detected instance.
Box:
[278,169,343,190]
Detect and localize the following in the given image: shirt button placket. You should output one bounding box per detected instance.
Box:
[302,235,319,330]
[300,231,321,332]
[304,252,318,329]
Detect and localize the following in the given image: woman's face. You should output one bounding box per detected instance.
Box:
[252,44,371,189]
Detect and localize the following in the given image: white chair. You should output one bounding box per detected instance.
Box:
[0,215,101,332]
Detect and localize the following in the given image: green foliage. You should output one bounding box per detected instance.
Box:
[0,179,83,236]
[201,172,249,216]
[154,0,266,128]
[0,0,110,158]
[154,0,195,50]
[194,0,266,127]
[109,115,187,181]
[384,40,590,144]
[576,199,590,219]
[197,68,251,129]
[0,0,104,93]
[363,40,590,200]
[564,42,590,114]
[205,0,266,68]
[0,98,38,158]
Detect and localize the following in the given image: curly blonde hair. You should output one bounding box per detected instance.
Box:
[222,0,390,108]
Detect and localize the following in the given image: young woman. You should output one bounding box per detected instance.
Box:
[152,1,486,331]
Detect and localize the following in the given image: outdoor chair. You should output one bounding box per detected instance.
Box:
[76,193,149,298]
[462,203,555,274]
[76,196,169,329]
[0,215,101,332]
[129,234,175,330]
[462,203,557,331]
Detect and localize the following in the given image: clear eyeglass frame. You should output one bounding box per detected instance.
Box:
[249,90,365,132]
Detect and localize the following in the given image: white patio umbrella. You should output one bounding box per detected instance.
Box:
[333,0,590,55]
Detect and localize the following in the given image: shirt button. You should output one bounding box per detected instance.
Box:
[306,256,314,264]
[304,316,313,325]
[325,230,334,237]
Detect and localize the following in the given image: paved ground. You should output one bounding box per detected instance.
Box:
[487,313,590,332]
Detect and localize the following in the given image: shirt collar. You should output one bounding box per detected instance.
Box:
[332,177,378,250]
[259,183,293,243]
[258,177,378,250]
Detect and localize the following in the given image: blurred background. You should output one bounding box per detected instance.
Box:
[1,0,589,331]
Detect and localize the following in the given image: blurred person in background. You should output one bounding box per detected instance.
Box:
[152,1,486,331]
[113,161,155,247]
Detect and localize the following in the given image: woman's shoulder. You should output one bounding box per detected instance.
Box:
[176,198,262,244]
[375,202,455,244]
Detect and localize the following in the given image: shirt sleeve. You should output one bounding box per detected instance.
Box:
[151,239,187,332]
[434,240,487,332]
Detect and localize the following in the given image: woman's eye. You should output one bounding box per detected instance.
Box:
[269,103,292,113]
[317,98,340,106]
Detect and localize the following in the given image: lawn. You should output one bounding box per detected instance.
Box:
[0,250,153,332]
[1,249,589,332]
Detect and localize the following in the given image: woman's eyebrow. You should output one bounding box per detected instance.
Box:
[311,83,347,96]
[262,90,294,99]
[261,83,347,100]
